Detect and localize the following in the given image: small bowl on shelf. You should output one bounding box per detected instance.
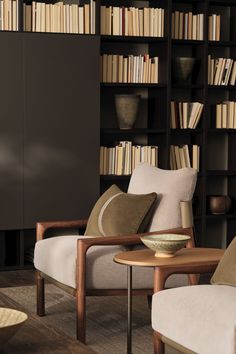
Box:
[140,234,191,258]
[0,308,28,348]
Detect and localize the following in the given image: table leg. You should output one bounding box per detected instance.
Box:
[127,265,132,354]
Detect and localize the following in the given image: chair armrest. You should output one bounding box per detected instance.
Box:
[77,226,193,253]
[76,226,194,292]
[36,219,88,241]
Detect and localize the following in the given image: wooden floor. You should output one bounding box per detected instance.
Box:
[0,269,96,354]
[0,269,35,288]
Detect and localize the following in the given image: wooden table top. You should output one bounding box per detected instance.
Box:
[114,247,224,267]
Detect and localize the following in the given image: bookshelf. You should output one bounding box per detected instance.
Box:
[1,0,236,270]
[100,0,236,250]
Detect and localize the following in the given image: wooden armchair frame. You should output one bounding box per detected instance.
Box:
[36,219,195,344]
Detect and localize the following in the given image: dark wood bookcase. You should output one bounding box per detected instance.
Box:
[99,0,236,250]
[1,0,236,270]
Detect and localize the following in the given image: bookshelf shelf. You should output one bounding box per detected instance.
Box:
[170,129,202,134]
[208,85,236,90]
[101,83,166,88]
[172,39,204,45]
[101,128,166,134]
[208,129,236,134]
[206,214,236,220]
[101,35,167,43]
[208,41,236,47]
[207,170,236,176]
[100,175,131,180]
[172,84,204,89]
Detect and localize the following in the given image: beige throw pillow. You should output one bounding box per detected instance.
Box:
[211,237,236,286]
[85,184,157,237]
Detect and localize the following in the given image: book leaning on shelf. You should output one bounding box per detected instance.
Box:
[170,101,204,129]
[170,145,200,171]
[23,0,96,34]
[208,14,221,41]
[100,141,158,175]
[216,101,236,129]
[100,5,164,37]
[171,11,204,40]
[208,55,236,86]
[101,54,159,84]
[0,0,19,30]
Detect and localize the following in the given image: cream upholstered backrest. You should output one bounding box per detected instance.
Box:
[128,164,197,232]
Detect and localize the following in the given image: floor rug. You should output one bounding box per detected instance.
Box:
[1,284,180,354]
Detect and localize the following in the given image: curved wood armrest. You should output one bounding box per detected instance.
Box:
[76,226,194,292]
[36,219,88,241]
[77,226,193,253]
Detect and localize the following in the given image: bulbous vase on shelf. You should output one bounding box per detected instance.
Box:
[115,94,140,130]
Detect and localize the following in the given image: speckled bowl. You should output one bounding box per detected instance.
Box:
[140,234,191,258]
[0,308,28,348]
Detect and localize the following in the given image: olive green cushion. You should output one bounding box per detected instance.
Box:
[84,184,157,237]
[211,237,236,286]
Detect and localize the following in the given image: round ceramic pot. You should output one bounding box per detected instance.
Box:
[209,195,232,215]
[115,94,140,130]
[172,57,197,83]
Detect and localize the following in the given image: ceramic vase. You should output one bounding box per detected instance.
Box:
[209,195,232,215]
[172,57,197,83]
[115,94,140,130]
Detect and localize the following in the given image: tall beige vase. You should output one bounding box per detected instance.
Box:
[115,94,140,129]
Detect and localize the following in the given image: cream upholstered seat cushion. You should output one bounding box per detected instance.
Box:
[128,164,197,232]
[34,235,186,289]
[152,285,236,354]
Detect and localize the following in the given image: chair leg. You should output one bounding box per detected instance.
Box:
[147,295,152,310]
[153,331,164,354]
[36,270,45,316]
[76,290,86,343]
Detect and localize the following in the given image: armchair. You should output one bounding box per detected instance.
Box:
[34,164,197,343]
[151,238,236,354]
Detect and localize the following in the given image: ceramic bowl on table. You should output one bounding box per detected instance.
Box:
[140,234,191,258]
[0,307,28,348]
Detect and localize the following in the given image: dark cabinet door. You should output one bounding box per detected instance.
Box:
[0,33,24,229]
[23,34,100,228]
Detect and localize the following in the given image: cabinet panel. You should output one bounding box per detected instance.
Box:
[23,34,100,228]
[0,33,24,229]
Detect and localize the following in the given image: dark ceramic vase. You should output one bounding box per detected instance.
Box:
[172,57,197,83]
[115,94,140,129]
[209,195,232,215]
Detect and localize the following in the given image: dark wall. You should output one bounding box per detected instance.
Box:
[0,33,100,229]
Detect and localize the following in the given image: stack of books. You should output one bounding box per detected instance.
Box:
[208,55,236,85]
[101,54,159,83]
[208,14,221,41]
[23,1,96,34]
[100,141,158,175]
[0,0,19,30]
[170,145,200,171]
[100,6,164,37]
[216,102,236,129]
[171,11,204,40]
[170,101,204,129]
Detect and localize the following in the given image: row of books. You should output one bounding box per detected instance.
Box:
[101,54,159,84]
[0,0,19,31]
[208,56,236,86]
[208,14,221,41]
[23,1,95,34]
[216,102,236,129]
[171,11,204,40]
[170,145,200,171]
[100,6,164,37]
[170,101,204,129]
[100,142,158,175]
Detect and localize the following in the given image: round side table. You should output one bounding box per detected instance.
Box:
[114,247,224,354]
